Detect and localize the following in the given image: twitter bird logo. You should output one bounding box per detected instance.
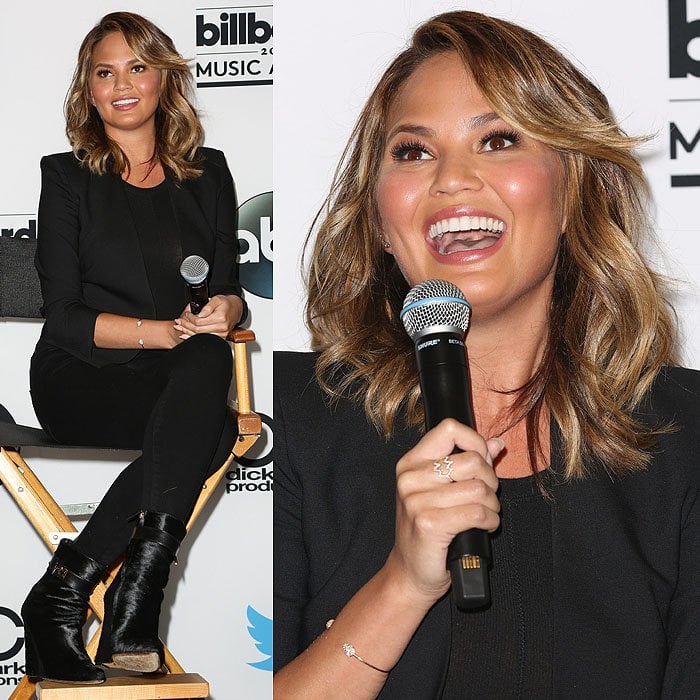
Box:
[247,605,273,671]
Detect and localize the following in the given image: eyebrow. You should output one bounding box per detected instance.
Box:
[386,112,503,141]
[93,58,143,69]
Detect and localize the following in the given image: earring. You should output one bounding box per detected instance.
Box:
[380,236,391,249]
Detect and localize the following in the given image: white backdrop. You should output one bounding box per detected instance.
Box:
[274,0,700,366]
[0,2,271,698]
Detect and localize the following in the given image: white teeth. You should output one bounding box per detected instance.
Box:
[428,216,505,239]
[113,98,139,106]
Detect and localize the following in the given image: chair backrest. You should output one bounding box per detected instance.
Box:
[0,402,15,424]
[0,236,43,319]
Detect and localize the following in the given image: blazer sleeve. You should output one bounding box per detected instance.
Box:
[206,149,243,299]
[661,466,700,696]
[272,367,309,671]
[36,155,100,362]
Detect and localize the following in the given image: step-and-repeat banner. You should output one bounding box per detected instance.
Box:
[275,0,700,367]
[0,2,271,698]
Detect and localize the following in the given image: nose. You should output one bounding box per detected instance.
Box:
[429,153,483,197]
[114,70,133,92]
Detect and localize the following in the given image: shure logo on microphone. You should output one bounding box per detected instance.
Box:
[417,339,440,351]
[194,6,273,88]
[0,216,37,239]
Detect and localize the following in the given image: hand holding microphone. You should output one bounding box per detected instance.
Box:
[400,279,498,609]
[180,255,210,315]
[176,255,242,339]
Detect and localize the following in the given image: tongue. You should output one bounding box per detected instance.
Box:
[438,231,500,255]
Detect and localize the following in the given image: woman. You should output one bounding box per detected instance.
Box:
[21,12,245,684]
[274,11,699,699]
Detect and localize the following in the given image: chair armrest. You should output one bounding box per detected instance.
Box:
[226,328,262,440]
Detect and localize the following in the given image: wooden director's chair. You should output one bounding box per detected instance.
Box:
[0,235,262,699]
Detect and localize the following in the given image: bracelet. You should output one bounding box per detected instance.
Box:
[341,643,390,674]
[136,319,144,349]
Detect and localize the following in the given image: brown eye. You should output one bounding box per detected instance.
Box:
[390,141,432,162]
[481,130,520,152]
[403,147,425,161]
[486,136,508,151]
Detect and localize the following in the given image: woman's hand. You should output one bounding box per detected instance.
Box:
[386,418,504,606]
[174,294,243,340]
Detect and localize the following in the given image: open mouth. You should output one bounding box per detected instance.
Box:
[112,98,139,107]
[428,215,505,255]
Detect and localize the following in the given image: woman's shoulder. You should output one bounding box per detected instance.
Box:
[196,146,227,170]
[39,152,95,193]
[191,147,232,187]
[40,151,81,172]
[648,366,700,417]
[642,366,700,470]
[274,351,320,398]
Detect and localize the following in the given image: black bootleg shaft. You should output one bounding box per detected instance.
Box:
[30,334,235,568]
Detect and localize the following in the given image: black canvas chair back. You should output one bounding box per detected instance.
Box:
[0,235,42,319]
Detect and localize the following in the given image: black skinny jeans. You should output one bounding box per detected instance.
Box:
[30,334,235,568]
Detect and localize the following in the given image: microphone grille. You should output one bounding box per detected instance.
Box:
[180,255,209,285]
[400,279,471,341]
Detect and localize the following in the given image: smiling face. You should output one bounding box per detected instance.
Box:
[88,31,161,140]
[376,52,566,324]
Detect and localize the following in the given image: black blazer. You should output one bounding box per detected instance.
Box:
[274,352,700,698]
[34,148,242,367]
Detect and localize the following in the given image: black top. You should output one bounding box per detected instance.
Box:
[34,148,241,367]
[274,351,700,699]
[443,473,553,699]
[124,180,186,319]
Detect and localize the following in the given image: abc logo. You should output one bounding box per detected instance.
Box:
[238,192,272,299]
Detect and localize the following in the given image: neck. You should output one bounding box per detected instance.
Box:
[107,124,157,169]
[465,295,552,477]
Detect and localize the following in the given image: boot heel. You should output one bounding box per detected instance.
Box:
[112,651,162,673]
[96,511,186,673]
[23,633,45,679]
[21,539,106,684]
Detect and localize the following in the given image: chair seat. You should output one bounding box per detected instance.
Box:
[0,418,137,451]
[36,672,209,699]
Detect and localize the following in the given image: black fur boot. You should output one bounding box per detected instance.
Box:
[96,511,186,672]
[22,539,106,684]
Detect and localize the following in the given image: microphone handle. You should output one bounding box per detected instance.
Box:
[416,334,492,610]
[188,280,209,315]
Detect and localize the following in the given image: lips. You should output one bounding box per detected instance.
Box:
[428,215,505,255]
[112,97,139,108]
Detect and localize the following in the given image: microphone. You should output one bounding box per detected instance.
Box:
[180,255,209,315]
[400,279,492,610]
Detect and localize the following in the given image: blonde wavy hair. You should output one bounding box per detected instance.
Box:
[65,11,204,181]
[306,11,677,479]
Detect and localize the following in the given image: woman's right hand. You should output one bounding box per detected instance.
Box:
[386,418,504,606]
